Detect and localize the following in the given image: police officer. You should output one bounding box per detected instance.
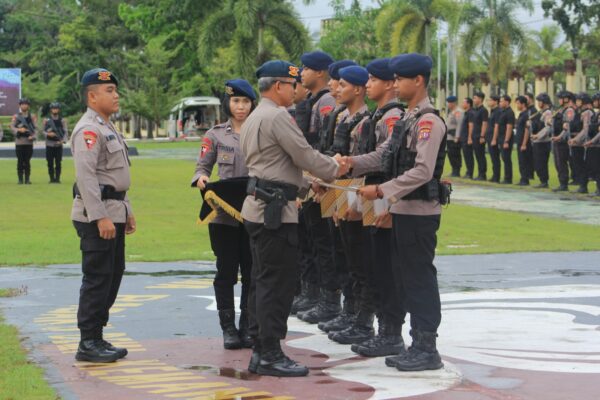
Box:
[445,96,463,177]
[486,95,502,182]
[288,68,308,118]
[72,68,134,363]
[345,53,446,372]
[584,93,600,196]
[569,93,593,193]
[11,98,37,184]
[529,93,553,188]
[350,57,406,358]
[241,60,343,377]
[525,93,537,180]
[460,97,474,178]
[191,79,256,350]
[471,91,488,180]
[515,95,532,185]
[44,102,69,183]
[495,95,515,184]
[552,91,576,191]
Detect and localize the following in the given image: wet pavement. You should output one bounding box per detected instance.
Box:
[1,252,599,400]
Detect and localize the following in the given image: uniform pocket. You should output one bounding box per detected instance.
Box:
[106,140,126,169]
[80,238,111,275]
[217,150,234,165]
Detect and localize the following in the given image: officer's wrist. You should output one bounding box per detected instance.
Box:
[376,185,384,199]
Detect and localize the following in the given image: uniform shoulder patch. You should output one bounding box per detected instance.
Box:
[385,116,400,134]
[566,108,575,120]
[83,130,98,150]
[417,118,434,141]
[320,105,334,116]
[454,111,460,117]
[201,137,212,158]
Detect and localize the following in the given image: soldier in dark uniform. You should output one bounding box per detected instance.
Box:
[569,93,594,193]
[345,53,447,372]
[529,93,553,188]
[445,96,463,177]
[486,95,502,182]
[584,93,600,196]
[44,102,69,183]
[495,95,515,184]
[459,97,474,178]
[471,91,488,180]
[191,79,256,350]
[10,98,37,184]
[71,68,134,363]
[551,91,576,191]
[240,60,342,377]
[515,95,532,185]
[525,93,537,179]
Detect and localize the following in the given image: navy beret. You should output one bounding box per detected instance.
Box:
[328,60,357,80]
[256,60,299,79]
[81,68,119,87]
[389,53,433,78]
[339,66,369,86]
[366,58,395,81]
[225,79,256,100]
[446,95,458,103]
[301,51,334,71]
[295,67,303,83]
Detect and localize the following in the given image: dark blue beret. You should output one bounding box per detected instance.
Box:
[389,53,433,78]
[301,51,334,71]
[328,60,357,80]
[366,58,394,81]
[446,95,458,103]
[256,60,299,79]
[81,68,119,87]
[339,66,369,86]
[295,68,303,83]
[225,79,256,100]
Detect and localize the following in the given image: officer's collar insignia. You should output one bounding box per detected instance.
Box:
[98,71,112,81]
[95,116,105,125]
[225,86,234,95]
[289,66,299,77]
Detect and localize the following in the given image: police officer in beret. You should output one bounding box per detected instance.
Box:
[71,68,134,363]
[241,60,344,377]
[529,93,553,188]
[552,91,576,191]
[44,102,69,183]
[343,53,446,371]
[288,68,309,118]
[445,96,463,177]
[191,79,256,350]
[10,98,37,184]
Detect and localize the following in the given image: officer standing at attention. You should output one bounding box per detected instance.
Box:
[241,60,343,377]
[584,93,600,196]
[495,95,515,184]
[551,91,576,191]
[344,53,447,372]
[515,96,532,185]
[445,96,463,177]
[44,102,69,183]
[71,68,134,363]
[486,95,502,182]
[191,79,256,350]
[288,69,308,118]
[529,93,553,188]
[569,93,594,194]
[471,91,488,180]
[11,98,37,184]
[459,97,474,178]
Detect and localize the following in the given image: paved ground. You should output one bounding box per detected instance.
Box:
[1,252,599,400]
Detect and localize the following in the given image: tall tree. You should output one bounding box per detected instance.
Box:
[541,0,600,53]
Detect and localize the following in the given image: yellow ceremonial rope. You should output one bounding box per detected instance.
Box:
[196,190,243,225]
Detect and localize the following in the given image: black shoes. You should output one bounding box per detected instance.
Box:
[291,282,319,315]
[75,339,125,363]
[238,310,254,349]
[386,330,443,372]
[534,182,549,189]
[101,339,128,358]
[474,175,487,181]
[248,341,261,373]
[329,324,374,345]
[253,338,308,377]
[297,289,341,324]
[553,185,568,192]
[318,311,355,333]
[351,319,406,357]
[573,185,588,194]
[219,309,242,349]
[517,180,529,186]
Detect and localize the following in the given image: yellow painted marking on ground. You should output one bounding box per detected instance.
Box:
[146,278,213,290]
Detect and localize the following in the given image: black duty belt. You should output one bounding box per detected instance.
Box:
[246,177,298,201]
[73,183,127,201]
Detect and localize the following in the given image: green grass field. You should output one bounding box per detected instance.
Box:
[1,143,599,266]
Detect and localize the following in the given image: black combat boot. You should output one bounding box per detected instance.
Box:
[238,309,254,348]
[298,289,341,324]
[329,311,374,345]
[574,183,588,194]
[25,172,31,184]
[352,318,406,357]
[101,339,128,359]
[248,339,261,373]
[257,337,308,377]
[218,309,242,349]
[534,182,548,188]
[388,330,444,371]
[318,296,355,333]
[553,184,568,192]
[18,171,24,184]
[75,339,120,363]
[592,182,600,197]
[291,281,319,315]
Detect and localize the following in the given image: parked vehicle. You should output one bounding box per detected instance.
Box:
[166,97,221,138]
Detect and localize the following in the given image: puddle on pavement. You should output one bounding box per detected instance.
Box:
[181,365,259,381]
[124,270,214,277]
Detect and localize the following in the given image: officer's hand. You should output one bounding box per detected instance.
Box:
[568,139,574,146]
[479,137,486,145]
[520,145,526,151]
[467,138,473,145]
[196,175,210,189]
[551,136,559,142]
[47,131,55,137]
[503,142,509,149]
[28,135,34,141]
[374,211,392,228]
[454,137,460,143]
[125,215,136,235]
[584,141,592,148]
[18,127,27,133]
[97,218,116,240]
[345,207,361,221]
[491,140,497,146]
[358,185,379,200]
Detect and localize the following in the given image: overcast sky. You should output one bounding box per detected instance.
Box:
[291,0,554,37]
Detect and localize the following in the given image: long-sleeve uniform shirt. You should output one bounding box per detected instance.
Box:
[530,108,553,143]
[191,120,248,226]
[350,97,446,216]
[240,98,339,224]
[571,109,594,146]
[10,111,37,145]
[446,108,463,140]
[44,117,69,147]
[71,108,132,223]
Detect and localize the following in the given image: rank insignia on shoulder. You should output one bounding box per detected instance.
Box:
[417,129,431,141]
[320,105,333,116]
[385,116,400,133]
[95,116,105,125]
[83,131,98,149]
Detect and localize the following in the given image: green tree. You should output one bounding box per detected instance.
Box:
[541,0,600,52]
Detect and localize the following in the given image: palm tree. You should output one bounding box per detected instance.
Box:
[462,0,533,89]
[198,0,310,79]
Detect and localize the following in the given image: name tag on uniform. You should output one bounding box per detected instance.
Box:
[106,134,117,141]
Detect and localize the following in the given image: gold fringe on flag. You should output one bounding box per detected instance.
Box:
[196,190,243,225]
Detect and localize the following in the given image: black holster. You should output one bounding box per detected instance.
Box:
[247,177,298,230]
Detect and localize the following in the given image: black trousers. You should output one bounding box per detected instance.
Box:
[304,201,338,291]
[74,221,125,340]
[45,146,63,180]
[570,146,587,186]
[15,144,33,177]
[208,222,252,311]
[500,138,514,182]
[245,222,298,340]
[586,147,600,184]
[517,141,534,183]
[446,139,462,174]
[473,138,487,177]
[368,226,406,326]
[391,214,441,332]
[333,220,353,304]
[553,141,570,186]
[533,142,551,183]
[487,139,501,180]
[297,206,318,287]
[461,141,474,176]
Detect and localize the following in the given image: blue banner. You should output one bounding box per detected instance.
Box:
[0,68,22,116]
